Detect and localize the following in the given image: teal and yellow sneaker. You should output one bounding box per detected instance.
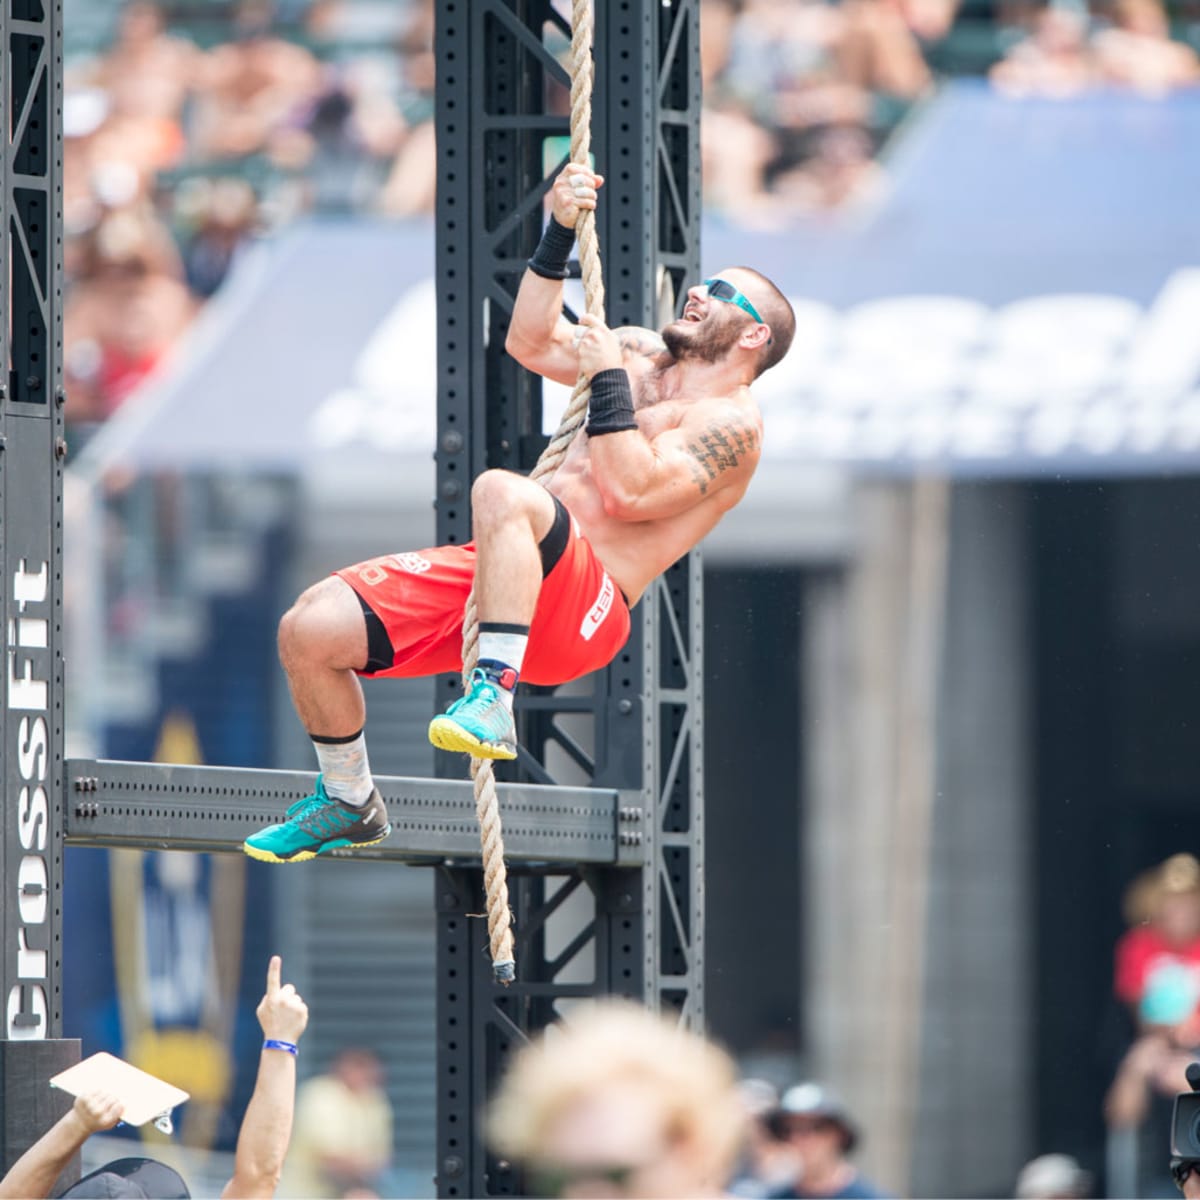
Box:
[428,668,518,760]
[243,775,392,863]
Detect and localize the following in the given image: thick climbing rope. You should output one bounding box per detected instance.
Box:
[460,0,606,984]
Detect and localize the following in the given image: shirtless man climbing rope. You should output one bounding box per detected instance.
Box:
[243,165,796,864]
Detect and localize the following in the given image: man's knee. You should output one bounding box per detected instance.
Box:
[471,469,543,531]
[278,577,366,671]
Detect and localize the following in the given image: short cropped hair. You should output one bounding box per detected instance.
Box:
[488,1001,747,1188]
[734,267,796,377]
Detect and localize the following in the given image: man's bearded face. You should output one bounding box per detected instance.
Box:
[662,301,747,364]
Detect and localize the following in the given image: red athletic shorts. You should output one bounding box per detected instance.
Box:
[335,497,631,686]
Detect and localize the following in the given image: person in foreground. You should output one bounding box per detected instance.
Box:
[487,1000,747,1198]
[244,163,797,864]
[0,956,308,1200]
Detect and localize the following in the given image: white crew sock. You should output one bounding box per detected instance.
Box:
[478,626,529,714]
[479,629,529,674]
[312,729,374,806]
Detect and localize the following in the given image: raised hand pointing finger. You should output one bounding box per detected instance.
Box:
[258,954,309,1044]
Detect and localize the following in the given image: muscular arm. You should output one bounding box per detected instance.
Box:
[221,1049,297,1199]
[222,956,308,1200]
[505,269,581,386]
[506,292,668,388]
[505,167,595,386]
[588,400,761,523]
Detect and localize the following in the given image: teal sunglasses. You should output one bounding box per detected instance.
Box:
[703,277,765,325]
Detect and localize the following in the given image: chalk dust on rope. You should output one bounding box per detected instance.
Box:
[461,0,607,984]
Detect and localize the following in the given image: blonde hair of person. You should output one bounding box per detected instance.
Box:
[1123,853,1200,926]
[488,1000,747,1192]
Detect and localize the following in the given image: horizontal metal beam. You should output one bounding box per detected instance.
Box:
[64,760,646,866]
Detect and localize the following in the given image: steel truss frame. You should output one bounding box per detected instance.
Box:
[0,1,702,1193]
[432,2,703,1194]
[64,759,643,866]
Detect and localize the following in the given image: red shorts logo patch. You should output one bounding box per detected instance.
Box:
[390,552,433,574]
[580,575,614,642]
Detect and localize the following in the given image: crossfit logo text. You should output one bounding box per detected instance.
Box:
[7,559,50,1039]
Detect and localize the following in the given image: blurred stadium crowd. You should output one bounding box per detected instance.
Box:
[61,0,1200,435]
[53,4,1200,1197]
[64,0,437,427]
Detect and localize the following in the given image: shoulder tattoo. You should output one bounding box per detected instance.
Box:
[618,328,668,359]
[685,416,760,496]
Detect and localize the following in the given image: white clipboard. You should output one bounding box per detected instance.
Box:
[50,1052,189,1131]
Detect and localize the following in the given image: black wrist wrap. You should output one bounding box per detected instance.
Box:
[586,368,638,437]
[527,216,576,280]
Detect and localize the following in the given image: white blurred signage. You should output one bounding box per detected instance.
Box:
[753,268,1200,468]
[303,268,1200,470]
[307,278,439,452]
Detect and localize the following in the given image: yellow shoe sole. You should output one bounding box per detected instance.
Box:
[428,716,517,760]
[241,827,392,864]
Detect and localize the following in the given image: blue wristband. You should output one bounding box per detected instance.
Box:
[263,1039,298,1055]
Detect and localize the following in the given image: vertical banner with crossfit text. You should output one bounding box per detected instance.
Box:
[1,0,77,1178]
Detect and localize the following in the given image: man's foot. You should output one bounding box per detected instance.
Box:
[243,776,392,863]
[428,668,518,760]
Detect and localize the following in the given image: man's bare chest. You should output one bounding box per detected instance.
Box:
[627,366,688,435]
